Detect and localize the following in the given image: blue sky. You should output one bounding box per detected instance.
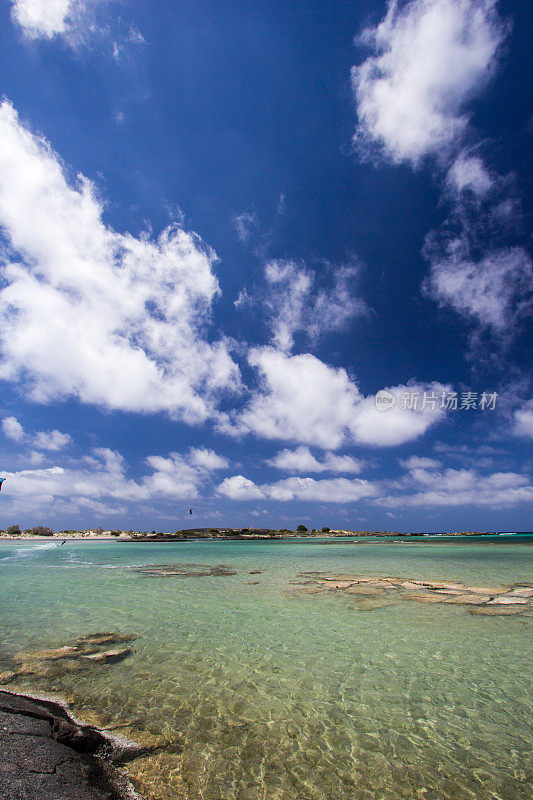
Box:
[0,0,531,532]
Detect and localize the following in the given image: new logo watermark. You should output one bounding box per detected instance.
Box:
[375,389,497,412]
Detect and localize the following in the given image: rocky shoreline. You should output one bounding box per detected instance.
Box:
[0,689,145,800]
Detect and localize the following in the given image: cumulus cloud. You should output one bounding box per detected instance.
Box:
[224,347,447,449]
[267,446,364,474]
[188,446,229,471]
[352,0,532,344]
[217,475,264,500]
[382,460,533,508]
[263,259,366,352]
[513,399,533,439]
[352,0,506,166]
[1,445,229,516]
[0,102,240,422]
[446,153,495,197]
[33,429,72,451]
[2,416,24,441]
[217,473,378,503]
[10,0,106,40]
[265,476,377,503]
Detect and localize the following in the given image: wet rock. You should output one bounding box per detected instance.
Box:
[407,593,450,604]
[317,580,356,590]
[344,586,383,596]
[0,690,139,799]
[468,605,526,616]
[442,594,491,605]
[296,572,532,617]
[81,648,133,664]
[74,633,136,648]
[505,587,533,598]
[13,645,82,662]
[249,570,263,575]
[133,563,237,577]
[3,632,136,683]
[487,596,529,605]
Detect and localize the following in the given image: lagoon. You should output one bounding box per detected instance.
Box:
[1,537,531,800]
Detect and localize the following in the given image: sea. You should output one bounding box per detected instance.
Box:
[1,535,531,800]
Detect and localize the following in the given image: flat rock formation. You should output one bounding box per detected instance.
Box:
[0,633,136,686]
[0,690,144,800]
[131,563,237,577]
[291,574,533,616]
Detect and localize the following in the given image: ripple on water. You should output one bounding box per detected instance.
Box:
[0,541,531,799]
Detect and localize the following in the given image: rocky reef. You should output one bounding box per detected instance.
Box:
[291,574,533,615]
[131,563,237,577]
[0,632,136,686]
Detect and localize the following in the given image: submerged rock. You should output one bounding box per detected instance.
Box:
[74,633,136,648]
[506,587,533,598]
[487,596,529,605]
[1,632,136,685]
[81,648,132,664]
[132,563,237,577]
[469,605,527,616]
[442,594,491,605]
[296,572,532,617]
[408,593,450,604]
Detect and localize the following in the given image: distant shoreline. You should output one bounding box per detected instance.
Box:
[0,530,529,542]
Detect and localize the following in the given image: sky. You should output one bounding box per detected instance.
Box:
[0,0,531,532]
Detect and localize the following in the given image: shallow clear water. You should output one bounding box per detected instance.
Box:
[1,537,532,800]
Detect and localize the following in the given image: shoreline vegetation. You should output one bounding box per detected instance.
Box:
[0,526,523,541]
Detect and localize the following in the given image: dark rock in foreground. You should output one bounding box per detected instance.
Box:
[0,690,142,799]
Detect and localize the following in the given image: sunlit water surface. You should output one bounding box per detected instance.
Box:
[1,537,531,800]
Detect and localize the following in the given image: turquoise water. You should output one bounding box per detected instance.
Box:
[1,537,532,800]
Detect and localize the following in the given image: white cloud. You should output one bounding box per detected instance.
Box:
[216,473,377,504]
[265,476,377,503]
[233,287,253,309]
[225,347,447,448]
[10,0,106,40]
[233,211,258,243]
[188,447,229,471]
[382,460,533,508]
[11,0,74,39]
[33,429,71,451]
[267,446,364,474]
[231,348,362,449]
[352,0,506,165]
[2,416,24,441]
[263,259,366,352]
[400,456,441,470]
[446,153,495,196]
[217,475,264,501]
[1,445,230,517]
[28,450,45,465]
[513,399,533,439]
[0,102,240,422]
[424,245,533,333]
